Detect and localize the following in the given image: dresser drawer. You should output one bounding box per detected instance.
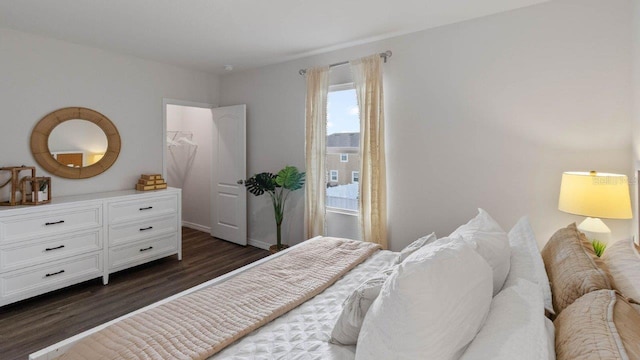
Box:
[0,229,102,273]
[109,233,178,271]
[109,214,178,247]
[0,252,102,305]
[108,195,178,224]
[0,205,102,244]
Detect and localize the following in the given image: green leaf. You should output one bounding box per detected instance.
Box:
[275,165,306,191]
[245,172,276,196]
[592,240,607,257]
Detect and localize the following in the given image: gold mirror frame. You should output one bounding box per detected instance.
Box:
[31,107,121,179]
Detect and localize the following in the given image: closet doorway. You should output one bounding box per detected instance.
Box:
[163,99,247,246]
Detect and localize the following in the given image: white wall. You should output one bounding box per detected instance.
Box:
[166,104,214,230]
[326,212,360,240]
[220,0,633,251]
[0,28,219,199]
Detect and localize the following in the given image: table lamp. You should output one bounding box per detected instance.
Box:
[558,171,632,243]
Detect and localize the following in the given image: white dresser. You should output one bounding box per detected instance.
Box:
[0,187,181,307]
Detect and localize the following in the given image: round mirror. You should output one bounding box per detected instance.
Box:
[31,107,121,179]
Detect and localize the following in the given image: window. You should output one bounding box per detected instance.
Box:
[326,84,359,212]
[330,170,339,182]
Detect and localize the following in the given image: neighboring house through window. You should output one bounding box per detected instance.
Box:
[326,84,360,212]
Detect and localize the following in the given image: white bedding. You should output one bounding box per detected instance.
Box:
[211,250,398,360]
[32,216,553,360]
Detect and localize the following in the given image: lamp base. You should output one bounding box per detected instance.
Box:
[577,217,611,243]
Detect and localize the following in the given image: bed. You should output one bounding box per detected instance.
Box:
[30,209,640,360]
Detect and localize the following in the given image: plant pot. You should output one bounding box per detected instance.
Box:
[269,244,290,254]
[32,191,48,202]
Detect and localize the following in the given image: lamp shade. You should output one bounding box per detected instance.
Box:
[558,171,632,219]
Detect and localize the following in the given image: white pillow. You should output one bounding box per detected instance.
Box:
[355,237,493,360]
[460,278,554,360]
[602,238,640,302]
[504,216,554,315]
[450,208,511,295]
[395,232,437,264]
[330,266,394,345]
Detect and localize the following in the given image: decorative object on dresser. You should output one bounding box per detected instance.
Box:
[558,171,632,256]
[0,166,36,206]
[0,187,181,307]
[20,176,51,205]
[245,165,305,253]
[30,107,121,179]
[136,174,167,191]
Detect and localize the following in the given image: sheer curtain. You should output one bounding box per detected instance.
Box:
[351,54,388,249]
[304,66,330,239]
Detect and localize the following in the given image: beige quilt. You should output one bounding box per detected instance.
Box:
[554,290,640,359]
[541,223,611,315]
[57,237,380,360]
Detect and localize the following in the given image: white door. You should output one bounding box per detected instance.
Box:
[211,105,247,245]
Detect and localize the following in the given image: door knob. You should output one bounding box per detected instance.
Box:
[237,179,244,185]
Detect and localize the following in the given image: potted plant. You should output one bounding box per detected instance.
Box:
[38,178,49,202]
[245,165,305,253]
[31,178,49,203]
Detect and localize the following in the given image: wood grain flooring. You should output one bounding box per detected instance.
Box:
[0,227,270,360]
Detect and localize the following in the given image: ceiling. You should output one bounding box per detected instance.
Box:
[0,0,550,74]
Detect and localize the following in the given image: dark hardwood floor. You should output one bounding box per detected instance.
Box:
[0,227,270,360]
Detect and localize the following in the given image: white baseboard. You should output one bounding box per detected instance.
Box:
[182,221,211,233]
[247,238,271,250]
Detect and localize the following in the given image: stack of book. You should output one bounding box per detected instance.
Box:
[136,174,168,191]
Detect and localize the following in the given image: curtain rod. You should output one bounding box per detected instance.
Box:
[298,50,392,76]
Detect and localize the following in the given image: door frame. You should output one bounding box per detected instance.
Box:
[162,98,216,180]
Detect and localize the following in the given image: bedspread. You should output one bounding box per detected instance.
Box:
[57,237,380,360]
[212,250,398,360]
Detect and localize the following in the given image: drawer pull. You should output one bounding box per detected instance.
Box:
[45,270,65,277]
[45,245,65,251]
[139,246,154,252]
[45,220,65,226]
[139,226,153,231]
[139,206,153,211]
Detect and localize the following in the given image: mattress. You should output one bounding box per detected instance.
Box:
[211,249,398,360]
